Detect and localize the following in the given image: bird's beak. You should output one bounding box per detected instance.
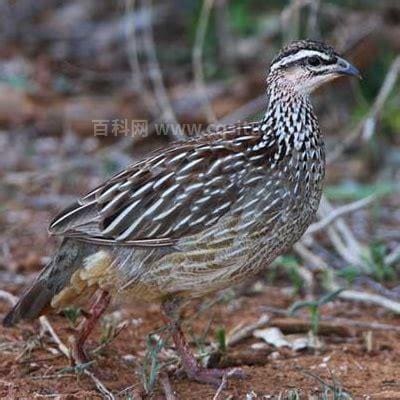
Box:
[334,56,361,78]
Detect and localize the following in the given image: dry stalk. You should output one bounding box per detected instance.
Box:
[192,0,217,123]
[226,314,270,347]
[141,0,184,140]
[212,373,227,400]
[294,242,331,272]
[124,0,158,120]
[159,371,178,400]
[385,245,400,266]
[84,369,116,400]
[337,289,400,314]
[39,316,70,358]
[262,306,400,332]
[281,0,313,41]
[307,195,376,234]
[0,290,18,306]
[318,195,363,262]
[39,316,115,399]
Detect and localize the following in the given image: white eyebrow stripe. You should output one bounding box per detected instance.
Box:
[271,50,332,71]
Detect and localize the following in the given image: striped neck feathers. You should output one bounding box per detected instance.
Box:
[260,74,321,151]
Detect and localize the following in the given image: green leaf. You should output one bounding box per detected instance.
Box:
[324,182,395,201]
[63,307,81,326]
[318,288,345,306]
[288,299,317,315]
[337,266,361,284]
[215,327,227,353]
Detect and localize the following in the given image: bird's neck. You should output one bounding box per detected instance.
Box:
[261,78,321,148]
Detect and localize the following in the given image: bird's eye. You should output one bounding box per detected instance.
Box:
[308,56,321,67]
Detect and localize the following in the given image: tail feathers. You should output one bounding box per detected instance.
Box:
[3,238,85,327]
[3,279,53,327]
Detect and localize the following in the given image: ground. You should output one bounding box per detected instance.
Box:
[1,282,400,399]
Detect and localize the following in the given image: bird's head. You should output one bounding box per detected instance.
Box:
[268,40,360,94]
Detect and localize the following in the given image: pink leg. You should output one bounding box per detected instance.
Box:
[70,290,111,364]
[161,300,245,386]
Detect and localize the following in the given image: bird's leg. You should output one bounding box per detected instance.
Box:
[161,299,245,386]
[70,289,111,365]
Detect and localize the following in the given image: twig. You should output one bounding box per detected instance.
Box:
[30,373,77,381]
[294,242,331,272]
[293,241,400,314]
[307,195,376,234]
[326,317,400,333]
[0,289,18,306]
[356,277,400,301]
[124,0,158,119]
[116,385,144,399]
[212,374,227,400]
[326,225,360,266]
[226,314,270,347]
[281,0,313,41]
[319,195,363,254]
[192,0,217,123]
[262,306,400,332]
[306,0,320,38]
[337,289,400,314]
[208,348,273,369]
[317,195,364,268]
[269,317,353,337]
[159,372,178,400]
[39,316,115,399]
[300,230,400,314]
[296,366,351,397]
[328,55,400,164]
[385,245,400,266]
[84,369,116,400]
[215,0,236,72]
[141,0,184,140]
[39,316,70,358]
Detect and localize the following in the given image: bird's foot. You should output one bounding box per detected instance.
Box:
[161,299,246,386]
[69,290,111,366]
[69,335,90,366]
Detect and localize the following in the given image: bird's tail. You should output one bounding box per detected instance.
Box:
[3,239,85,327]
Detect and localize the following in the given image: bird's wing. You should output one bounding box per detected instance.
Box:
[49,125,278,247]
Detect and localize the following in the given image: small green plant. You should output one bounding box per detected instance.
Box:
[141,334,165,394]
[277,389,302,400]
[363,242,395,282]
[298,367,352,399]
[63,307,81,327]
[286,389,301,400]
[270,255,304,294]
[283,256,304,294]
[60,360,95,374]
[289,289,344,336]
[215,326,227,353]
[337,242,395,290]
[337,265,360,284]
[99,317,118,345]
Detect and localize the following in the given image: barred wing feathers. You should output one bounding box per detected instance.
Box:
[49,126,277,247]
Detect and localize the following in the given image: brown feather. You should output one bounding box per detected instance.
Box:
[3,239,91,326]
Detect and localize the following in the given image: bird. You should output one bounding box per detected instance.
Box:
[3,40,360,385]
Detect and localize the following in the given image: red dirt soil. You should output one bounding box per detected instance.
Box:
[1,284,400,399]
